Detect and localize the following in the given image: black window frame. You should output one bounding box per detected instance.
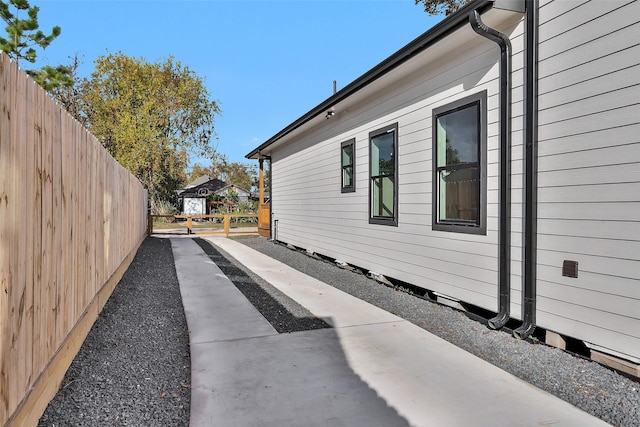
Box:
[340,139,356,193]
[369,123,398,226]
[432,91,487,235]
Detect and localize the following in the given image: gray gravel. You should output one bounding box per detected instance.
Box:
[39,237,190,427]
[235,236,640,427]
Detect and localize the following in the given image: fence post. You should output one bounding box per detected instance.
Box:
[187,216,192,235]
[224,214,230,237]
[147,214,153,236]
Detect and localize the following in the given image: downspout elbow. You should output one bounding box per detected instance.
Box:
[469,11,512,54]
[469,9,513,330]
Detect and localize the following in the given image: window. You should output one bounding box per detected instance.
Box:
[369,123,398,226]
[432,92,486,234]
[341,139,355,193]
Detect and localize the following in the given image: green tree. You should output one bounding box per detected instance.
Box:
[414,0,470,15]
[187,162,214,183]
[188,153,256,191]
[221,161,256,191]
[81,52,220,211]
[0,0,72,89]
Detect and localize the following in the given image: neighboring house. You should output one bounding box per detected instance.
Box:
[179,176,227,215]
[179,177,253,214]
[247,0,640,375]
[215,184,252,204]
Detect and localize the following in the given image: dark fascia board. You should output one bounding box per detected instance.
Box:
[246,0,494,160]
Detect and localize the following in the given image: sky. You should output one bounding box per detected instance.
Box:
[29,0,444,167]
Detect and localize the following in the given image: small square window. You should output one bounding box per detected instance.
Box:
[432,92,486,234]
[341,139,355,193]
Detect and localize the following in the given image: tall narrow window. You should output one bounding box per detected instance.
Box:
[432,92,486,234]
[341,139,355,193]
[369,123,398,226]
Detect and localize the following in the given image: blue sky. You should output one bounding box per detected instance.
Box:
[31,0,443,166]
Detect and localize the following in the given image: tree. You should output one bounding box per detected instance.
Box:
[187,162,214,183]
[81,52,220,211]
[0,0,72,89]
[188,154,257,192]
[414,0,470,15]
[49,53,87,124]
[222,161,256,191]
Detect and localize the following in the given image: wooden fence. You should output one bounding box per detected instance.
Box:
[0,53,148,426]
[148,213,258,236]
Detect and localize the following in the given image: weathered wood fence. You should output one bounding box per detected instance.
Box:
[0,53,148,426]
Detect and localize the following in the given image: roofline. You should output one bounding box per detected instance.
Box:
[217,183,251,193]
[245,0,494,160]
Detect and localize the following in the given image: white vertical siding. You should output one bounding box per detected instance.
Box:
[271,11,526,313]
[536,0,640,361]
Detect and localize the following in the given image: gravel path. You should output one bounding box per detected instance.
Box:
[39,237,190,427]
[235,236,640,427]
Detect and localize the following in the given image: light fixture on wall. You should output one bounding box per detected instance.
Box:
[325,110,335,119]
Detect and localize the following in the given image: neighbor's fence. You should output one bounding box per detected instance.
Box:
[148,213,259,236]
[0,53,148,426]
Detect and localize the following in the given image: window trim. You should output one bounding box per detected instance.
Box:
[432,91,487,235]
[340,139,356,193]
[369,123,398,226]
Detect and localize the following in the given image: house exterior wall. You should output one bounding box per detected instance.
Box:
[271,9,526,315]
[215,186,251,203]
[265,0,640,363]
[535,0,640,361]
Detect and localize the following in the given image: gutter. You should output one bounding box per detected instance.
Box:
[245,0,494,159]
[469,9,512,330]
[513,0,539,340]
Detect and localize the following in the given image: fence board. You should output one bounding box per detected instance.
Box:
[0,53,9,423]
[23,81,35,404]
[42,88,56,378]
[60,113,72,340]
[5,57,19,418]
[0,52,148,426]
[11,59,29,411]
[52,105,64,348]
[31,83,45,393]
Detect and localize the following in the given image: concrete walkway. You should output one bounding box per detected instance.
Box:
[170,236,609,427]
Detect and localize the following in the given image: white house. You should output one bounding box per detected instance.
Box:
[246,0,640,375]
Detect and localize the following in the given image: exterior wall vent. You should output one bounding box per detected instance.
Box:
[562,260,579,278]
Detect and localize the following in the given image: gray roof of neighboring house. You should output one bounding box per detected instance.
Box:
[184,175,215,189]
[180,177,227,198]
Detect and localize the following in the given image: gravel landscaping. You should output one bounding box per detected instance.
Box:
[235,236,640,427]
[39,237,190,427]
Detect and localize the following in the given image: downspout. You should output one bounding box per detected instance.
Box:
[469,9,512,330]
[514,0,539,340]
